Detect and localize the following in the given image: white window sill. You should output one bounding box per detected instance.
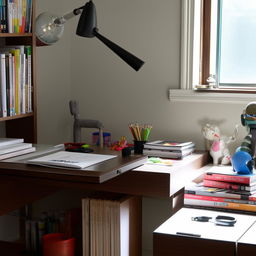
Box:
[169,89,256,104]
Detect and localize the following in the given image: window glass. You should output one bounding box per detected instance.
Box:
[219,0,256,85]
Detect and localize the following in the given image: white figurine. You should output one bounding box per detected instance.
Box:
[202,124,239,165]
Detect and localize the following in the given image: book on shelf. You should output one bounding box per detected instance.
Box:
[0,53,7,117]
[204,165,256,185]
[0,45,32,117]
[143,146,194,159]
[203,179,256,193]
[0,0,7,33]
[144,140,195,151]
[27,151,117,169]
[2,0,33,33]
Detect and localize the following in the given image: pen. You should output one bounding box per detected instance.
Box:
[176,232,201,238]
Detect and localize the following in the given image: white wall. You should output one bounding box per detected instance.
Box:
[70,0,181,144]
[36,0,248,149]
[36,0,73,144]
[36,0,251,255]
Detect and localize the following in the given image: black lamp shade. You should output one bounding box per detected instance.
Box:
[76,0,144,71]
[94,30,144,71]
[76,1,97,38]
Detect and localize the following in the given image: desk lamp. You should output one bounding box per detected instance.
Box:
[35,0,144,71]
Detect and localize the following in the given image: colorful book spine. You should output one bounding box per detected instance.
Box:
[0,0,2,32]
[2,0,7,32]
[203,179,254,192]
[0,46,31,116]
[185,187,251,200]
[11,51,16,114]
[184,196,256,212]
[20,51,25,114]
[0,0,32,33]
[7,0,13,33]
[21,0,25,32]
[0,53,7,117]
[5,53,10,116]
[204,172,254,185]
[25,0,31,32]
[9,48,20,114]
[25,45,31,112]
[8,53,14,115]
[184,193,256,205]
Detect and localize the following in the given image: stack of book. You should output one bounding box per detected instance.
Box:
[184,165,256,213]
[0,45,32,117]
[143,140,195,159]
[0,0,33,33]
[0,137,35,160]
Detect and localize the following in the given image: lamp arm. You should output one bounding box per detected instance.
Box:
[54,6,84,25]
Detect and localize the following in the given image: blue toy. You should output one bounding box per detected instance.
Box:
[231,150,254,174]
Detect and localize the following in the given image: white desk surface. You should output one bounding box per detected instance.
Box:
[154,207,256,242]
[238,220,256,245]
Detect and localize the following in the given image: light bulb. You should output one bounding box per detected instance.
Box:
[35,12,64,45]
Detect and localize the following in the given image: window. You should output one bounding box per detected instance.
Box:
[170,0,256,102]
[200,0,256,89]
[206,0,256,89]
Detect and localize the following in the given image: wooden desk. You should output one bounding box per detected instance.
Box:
[0,150,208,255]
[0,151,208,215]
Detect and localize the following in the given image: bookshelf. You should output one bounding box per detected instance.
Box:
[0,0,37,143]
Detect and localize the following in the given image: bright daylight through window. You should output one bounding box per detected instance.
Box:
[169,0,256,102]
[200,0,256,89]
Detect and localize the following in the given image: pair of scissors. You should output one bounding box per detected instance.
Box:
[191,215,236,226]
[64,142,93,153]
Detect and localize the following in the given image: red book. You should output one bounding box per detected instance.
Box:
[184,194,256,212]
[204,166,256,185]
[184,193,256,204]
[203,179,256,192]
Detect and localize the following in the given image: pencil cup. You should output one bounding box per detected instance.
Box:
[42,233,75,256]
[134,140,146,154]
[122,147,132,157]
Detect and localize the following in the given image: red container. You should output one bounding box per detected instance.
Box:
[42,233,75,256]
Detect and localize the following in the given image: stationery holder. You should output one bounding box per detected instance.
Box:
[134,140,146,154]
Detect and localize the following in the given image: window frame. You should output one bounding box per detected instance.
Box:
[199,0,256,91]
[169,0,256,103]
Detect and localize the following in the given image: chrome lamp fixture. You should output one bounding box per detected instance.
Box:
[35,0,144,71]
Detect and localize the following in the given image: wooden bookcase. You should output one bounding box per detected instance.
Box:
[0,0,37,144]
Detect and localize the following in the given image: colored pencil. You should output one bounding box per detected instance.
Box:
[129,123,152,141]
